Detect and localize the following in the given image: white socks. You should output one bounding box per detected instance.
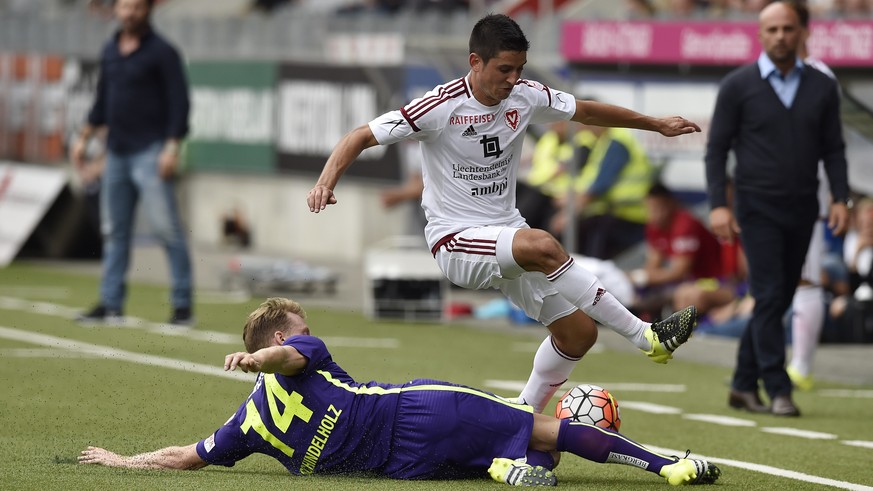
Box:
[519,336,581,413]
[548,257,650,350]
[789,285,825,377]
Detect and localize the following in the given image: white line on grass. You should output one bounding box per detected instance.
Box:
[760,427,839,440]
[0,325,252,382]
[483,379,686,393]
[843,440,873,450]
[682,413,757,427]
[620,401,684,414]
[0,296,398,348]
[0,286,70,299]
[0,348,99,358]
[645,445,873,491]
[819,389,873,399]
[4,325,870,491]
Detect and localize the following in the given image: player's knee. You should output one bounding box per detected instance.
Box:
[549,313,597,358]
[515,229,567,273]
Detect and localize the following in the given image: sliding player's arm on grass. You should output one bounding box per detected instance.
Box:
[79,343,308,470]
[79,443,206,470]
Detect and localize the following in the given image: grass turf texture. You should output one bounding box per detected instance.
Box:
[1,263,872,490]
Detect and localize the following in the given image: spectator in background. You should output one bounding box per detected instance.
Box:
[630,183,732,317]
[625,0,659,17]
[71,0,194,326]
[705,1,849,417]
[830,198,873,325]
[550,123,655,260]
[832,0,872,17]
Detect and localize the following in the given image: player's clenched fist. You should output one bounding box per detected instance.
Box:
[307,185,337,213]
[224,352,261,373]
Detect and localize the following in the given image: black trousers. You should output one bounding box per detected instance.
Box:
[732,192,818,398]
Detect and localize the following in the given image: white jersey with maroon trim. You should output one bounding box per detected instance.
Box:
[369,74,576,251]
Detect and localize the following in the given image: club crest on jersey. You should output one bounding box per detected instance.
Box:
[504,109,520,131]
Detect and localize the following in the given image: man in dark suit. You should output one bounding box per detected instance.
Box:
[704,0,849,417]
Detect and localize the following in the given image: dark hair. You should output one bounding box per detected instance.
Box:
[784,0,810,28]
[647,182,674,200]
[469,14,530,63]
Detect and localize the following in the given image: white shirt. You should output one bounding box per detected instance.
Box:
[369,75,576,251]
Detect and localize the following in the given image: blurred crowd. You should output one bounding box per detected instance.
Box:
[1,0,869,19]
[626,0,871,19]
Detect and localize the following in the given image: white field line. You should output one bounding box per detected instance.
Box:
[843,440,873,450]
[819,389,873,399]
[0,286,70,299]
[682,413,757,427]
[0,296,398,348]
[3,326,871,491]
[0,325,251,382]
[483,379,686,394]
[0,348,99,358]
[620,401,683,414]
[485,379,873,456]
[645,445,873,491]
[760,427,839,440]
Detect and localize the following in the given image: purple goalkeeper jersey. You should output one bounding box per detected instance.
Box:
[196,335,534,479]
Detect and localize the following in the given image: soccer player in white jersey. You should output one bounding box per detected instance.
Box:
[307,14,702,413]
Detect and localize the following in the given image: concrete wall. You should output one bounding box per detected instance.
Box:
[183,173,412,263]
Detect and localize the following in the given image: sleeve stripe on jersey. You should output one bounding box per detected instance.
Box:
[403,78,468,122]
[516,78,552,107]
[399,106,420,132]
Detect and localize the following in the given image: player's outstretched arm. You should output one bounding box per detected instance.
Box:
[78,443,206,470]
[307,124,380,213]
[572,100,700,137]
[224,345,308,376]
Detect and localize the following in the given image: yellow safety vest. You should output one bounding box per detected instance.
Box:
[573,127,653,224]
[525,130,577,198]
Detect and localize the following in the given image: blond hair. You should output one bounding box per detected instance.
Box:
[242,297,307,353]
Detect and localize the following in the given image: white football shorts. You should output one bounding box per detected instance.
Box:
[433,226,577,326]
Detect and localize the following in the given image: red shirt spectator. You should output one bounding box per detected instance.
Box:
[646,208,723,279]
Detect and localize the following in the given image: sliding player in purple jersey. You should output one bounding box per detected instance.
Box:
[79,298,720,486]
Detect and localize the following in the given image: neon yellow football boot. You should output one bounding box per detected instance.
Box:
[787,365,815,391]
[643,305,698,364]
[488,457,557,487]
[659,455,721,485]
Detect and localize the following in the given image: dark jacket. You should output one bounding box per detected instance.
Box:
[704,62,848,210]
[87,27,189,154]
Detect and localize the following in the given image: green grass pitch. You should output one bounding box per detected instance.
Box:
[1,263,872,490]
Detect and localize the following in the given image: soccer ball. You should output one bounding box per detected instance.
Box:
[555,384,621,431]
